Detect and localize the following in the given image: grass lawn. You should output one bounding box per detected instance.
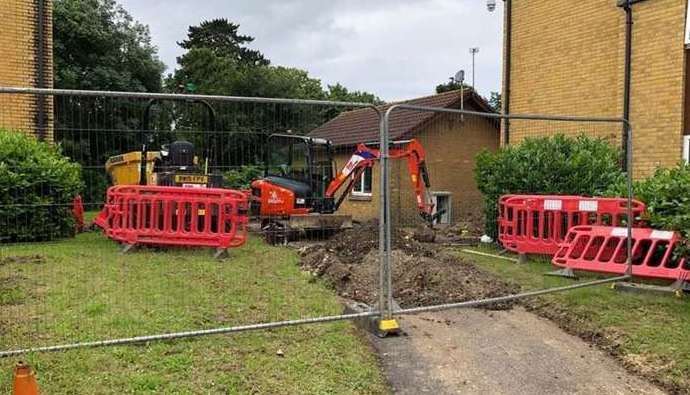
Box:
[0,232,388,394]
[459,246,690,393]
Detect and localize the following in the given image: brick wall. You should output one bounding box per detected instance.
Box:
[506,0,687,177]
[0,0,53,140]
[335,108,500,225]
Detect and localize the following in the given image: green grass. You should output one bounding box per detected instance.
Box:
[459,246,690,393]
[0,232,388,394]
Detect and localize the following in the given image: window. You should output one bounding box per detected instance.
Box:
[684,135,690,163]
[352,167,373,196]
[431,192,452,225]
[268,138,309,181]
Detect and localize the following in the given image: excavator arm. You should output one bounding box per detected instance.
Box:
[325,139,442,224]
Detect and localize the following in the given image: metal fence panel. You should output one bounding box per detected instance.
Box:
[0,87,381,355]
[379,103,633,320]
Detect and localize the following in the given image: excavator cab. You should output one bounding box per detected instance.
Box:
[252,134,336,216]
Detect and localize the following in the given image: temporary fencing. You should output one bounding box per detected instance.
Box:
[94,185,249,255]
[498,195,646,255]
[0,86,638,364]
[0,86,380,358]
[553,225,690,283]
[378,103,635,322]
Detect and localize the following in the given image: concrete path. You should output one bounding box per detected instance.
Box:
[370,307,664,395]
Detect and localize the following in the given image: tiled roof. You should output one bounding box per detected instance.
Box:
[309,89,494,146]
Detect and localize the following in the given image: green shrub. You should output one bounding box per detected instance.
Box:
[224,165,263,189]
[607,163,690,258]
[0,130,83,242]
[474,134,625,238]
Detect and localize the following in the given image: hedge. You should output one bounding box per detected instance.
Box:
[607,163,690,258]
[474,134,625,238]
[0,130,83,242]
[224,165,263,189]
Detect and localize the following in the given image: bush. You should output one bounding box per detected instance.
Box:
[474,134,625,238]
[607,163,690,258]
[0,130,83,242]
[224,165,263,189]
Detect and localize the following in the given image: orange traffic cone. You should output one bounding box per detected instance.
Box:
[13,361,39,395]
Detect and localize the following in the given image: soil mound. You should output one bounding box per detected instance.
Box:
[298,221,518,309]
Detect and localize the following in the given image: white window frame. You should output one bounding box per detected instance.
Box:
[351,167,373,197]
[684,135,690,163]
[431,191,452,225]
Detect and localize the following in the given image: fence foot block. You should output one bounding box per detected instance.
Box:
[614,281,687,298]
[343,301,401,338]
[545,267,578,279]
[120,243,137,255]
[214,248,230,260]
[377,318,401,337]
[671,279,690,295]
[517,253,528,264]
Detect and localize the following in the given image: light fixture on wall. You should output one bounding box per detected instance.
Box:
[487,0,497,12]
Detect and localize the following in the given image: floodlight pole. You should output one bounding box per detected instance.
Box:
[469,47,479,90]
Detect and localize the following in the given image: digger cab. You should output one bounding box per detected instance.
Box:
[262,134,336,213]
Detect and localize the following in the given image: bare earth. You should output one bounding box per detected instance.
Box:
[370,307,664,395]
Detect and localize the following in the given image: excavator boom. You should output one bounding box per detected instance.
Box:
[325,139,439,224]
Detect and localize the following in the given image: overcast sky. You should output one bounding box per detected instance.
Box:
[117,0,504,102]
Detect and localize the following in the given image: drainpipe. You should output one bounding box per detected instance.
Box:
[35,0,47,141]
[618,0,648,170]
[503,0,512,145]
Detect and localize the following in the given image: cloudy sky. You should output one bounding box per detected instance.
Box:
[117,0,504,102]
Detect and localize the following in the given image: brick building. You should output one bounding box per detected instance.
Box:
[310,90,499,225]
[502,0,688,177]
[0,0,53,139]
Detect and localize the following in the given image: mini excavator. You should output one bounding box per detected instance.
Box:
[250,134,441,243]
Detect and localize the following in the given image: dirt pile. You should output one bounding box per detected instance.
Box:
[298,221,518,309]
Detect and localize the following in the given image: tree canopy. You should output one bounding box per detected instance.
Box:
[169,18,382,103]
[178,19,269,67]
[435,80,465,94]
[53,0,165,91]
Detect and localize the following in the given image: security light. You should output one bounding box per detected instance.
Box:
[487,0,496,12]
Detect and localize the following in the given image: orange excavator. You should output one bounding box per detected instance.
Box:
[250,134,440,243]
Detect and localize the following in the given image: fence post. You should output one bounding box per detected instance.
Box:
[625,121,634,278]
[377,106,399,336]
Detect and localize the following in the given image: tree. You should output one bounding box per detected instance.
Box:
[53,0,165,91]
[53,0,166,203]
[489,92,502,112]
[435,80,465,94]
[326,83,383,105]
[167,19,384,169]
[178,19,268,67]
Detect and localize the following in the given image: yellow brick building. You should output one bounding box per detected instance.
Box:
[0,0,53,139]
[310,90,500,226]
[503,0,688,177]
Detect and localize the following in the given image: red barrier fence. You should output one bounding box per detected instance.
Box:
[72,195,84,233]
[498,195,646,255]
[553,225,689,282]
[94,185,249,255]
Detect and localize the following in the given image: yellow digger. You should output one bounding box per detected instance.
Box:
[105,140,223,188]
[104,98,222,188]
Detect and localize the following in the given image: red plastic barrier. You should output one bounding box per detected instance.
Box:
[497,194,516,249]
[552,225,690,281]
[72,195,84,233]
[95,185,249,252]
[498,195,646,255]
